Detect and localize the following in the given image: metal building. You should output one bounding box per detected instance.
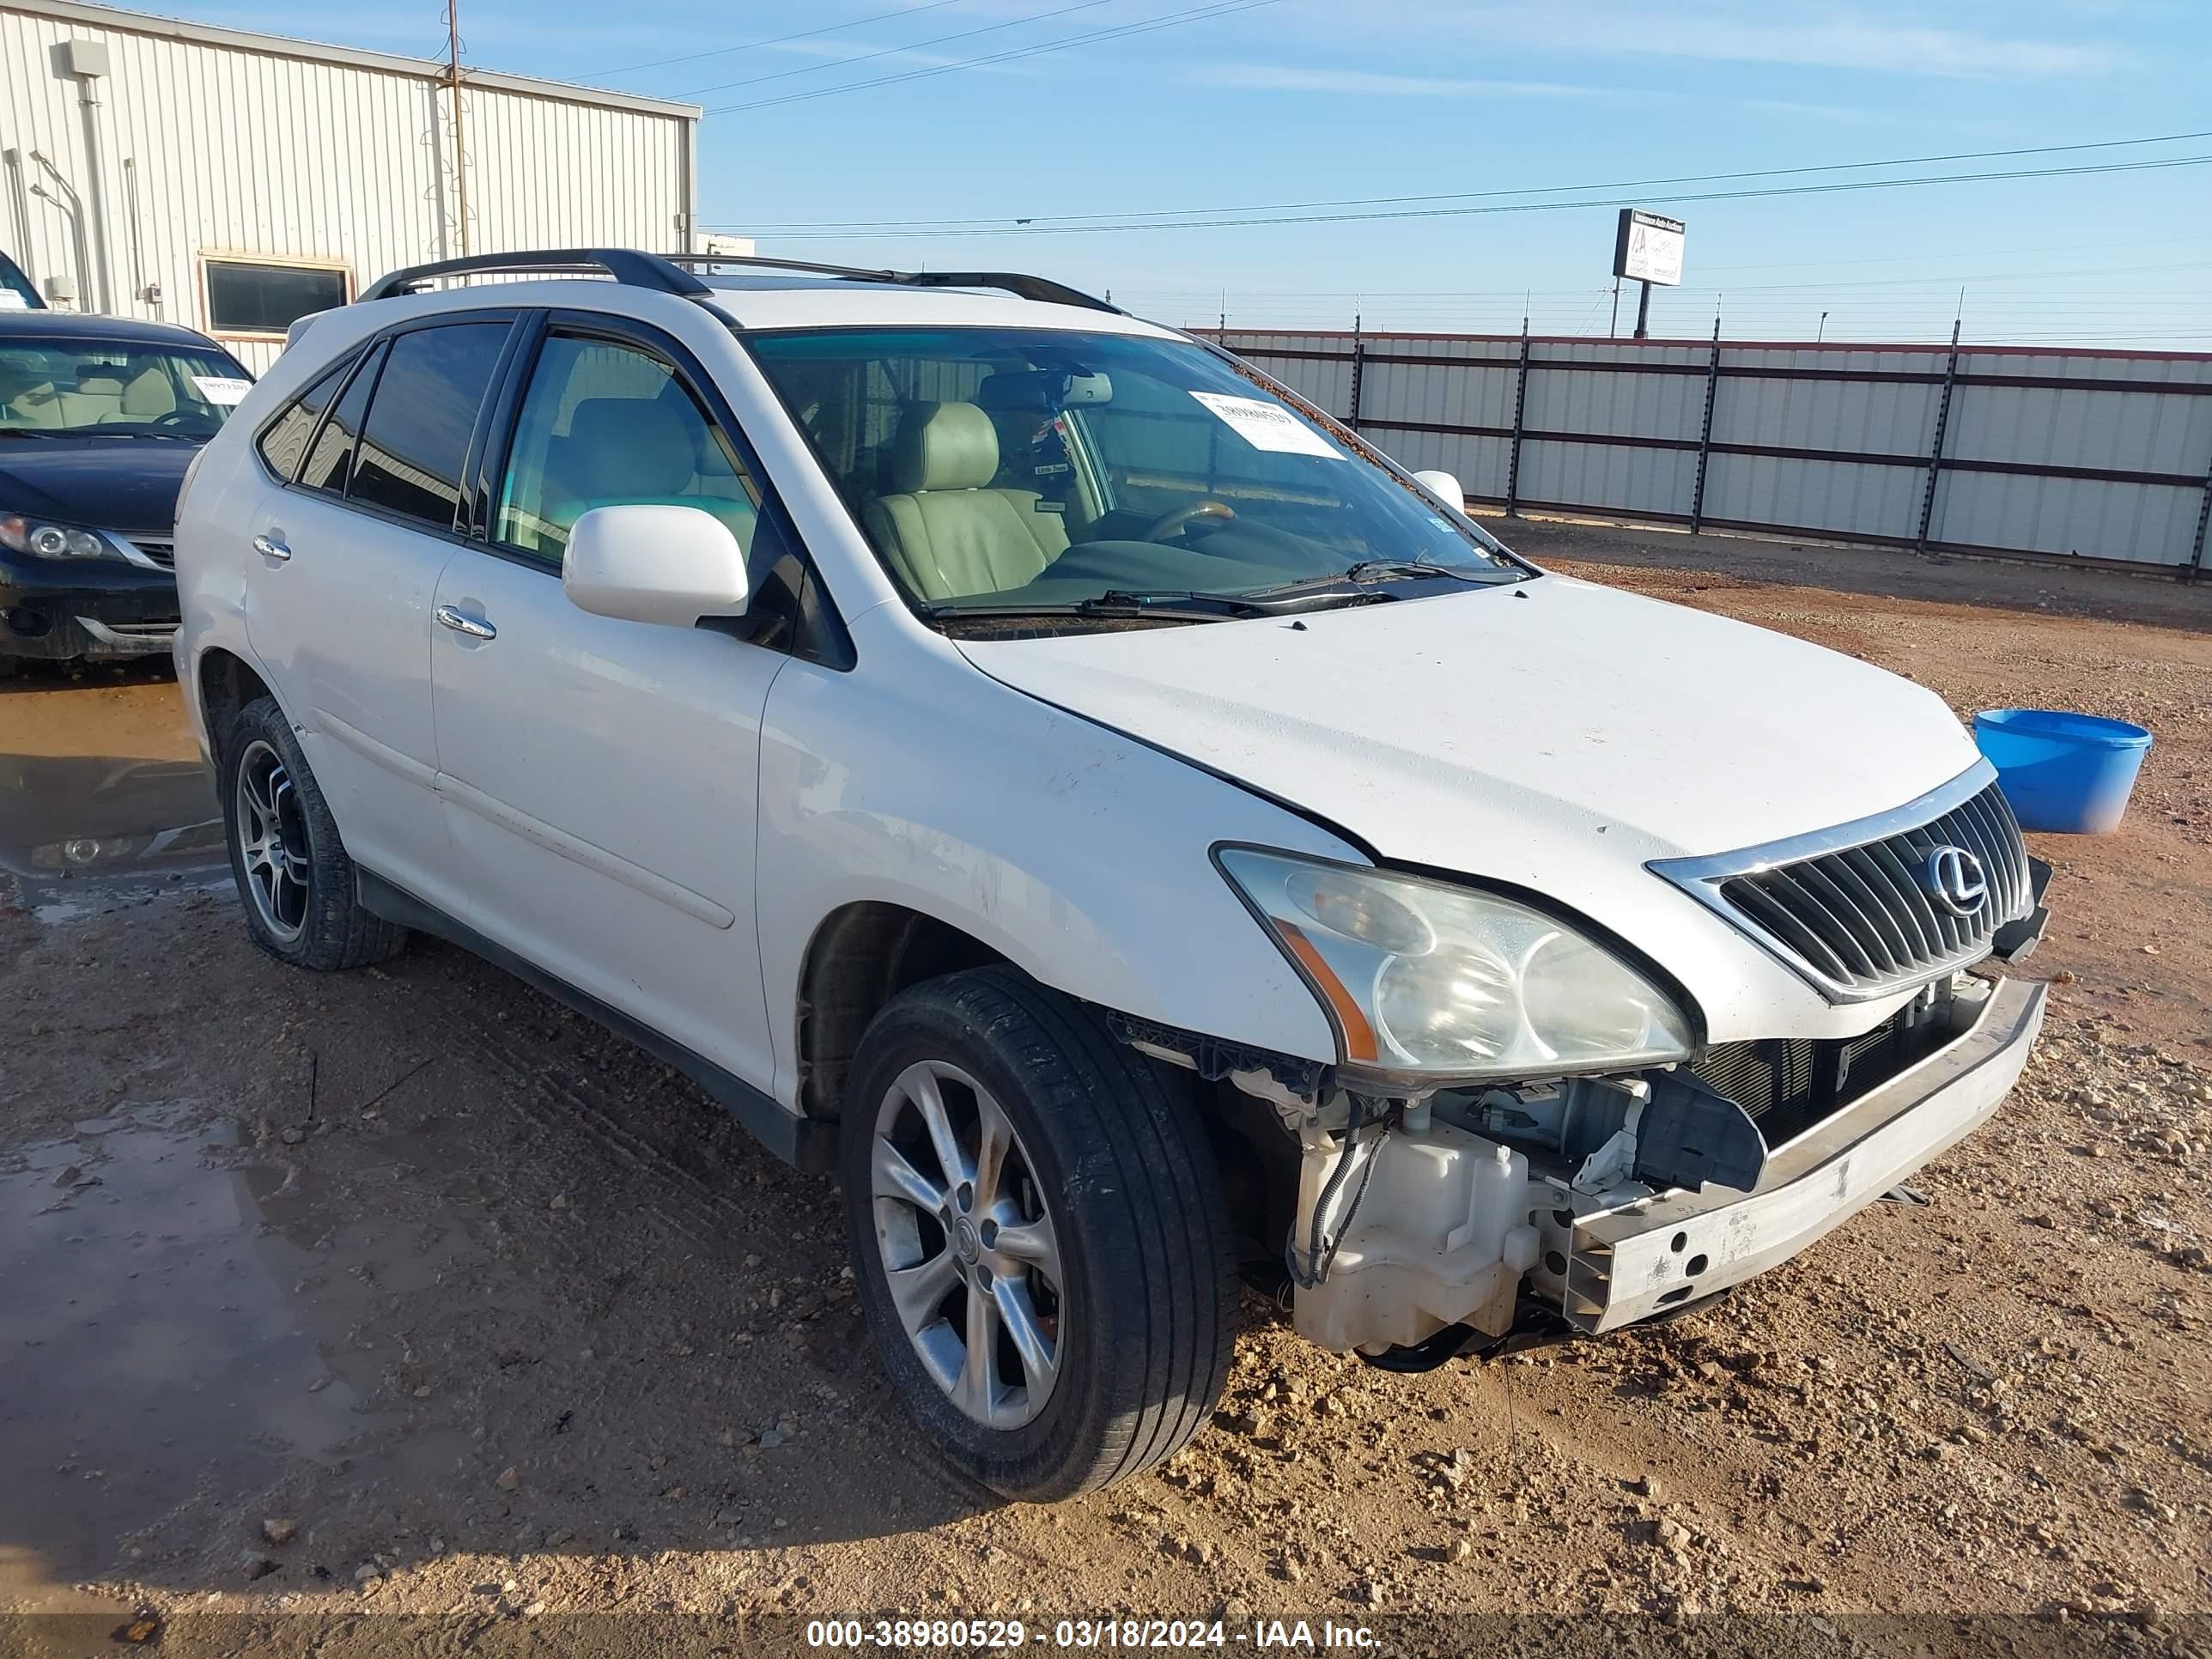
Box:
[0,0,700,369]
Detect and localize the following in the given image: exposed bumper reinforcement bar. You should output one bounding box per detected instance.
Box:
[1560,975,2046,1332]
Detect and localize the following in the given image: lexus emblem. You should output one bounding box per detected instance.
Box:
[1923,845,1988,917]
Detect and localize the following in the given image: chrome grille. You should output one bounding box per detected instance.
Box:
[1652,765,2031,1002]
[125,537,176,569]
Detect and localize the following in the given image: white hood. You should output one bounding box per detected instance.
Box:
[960,574,1982,1037]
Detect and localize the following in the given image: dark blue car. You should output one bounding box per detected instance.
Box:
[0,312,252,675]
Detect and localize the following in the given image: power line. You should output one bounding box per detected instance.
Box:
[714,154,2212,238]
[703,0,1286,115]
[679,0,1123,97]
[730,130,2212,231]
[1688,232,2212,276]
[587,0,969,80]
[1103,259,2212,299]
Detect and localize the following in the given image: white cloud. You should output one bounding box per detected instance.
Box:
[1193,64,1619,96]
[1296,1,2130,79]
[754,37,1042,75]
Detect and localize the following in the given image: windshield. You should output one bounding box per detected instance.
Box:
[0,252,39,312]
[0,337,250,439]
[744,327,1519,616]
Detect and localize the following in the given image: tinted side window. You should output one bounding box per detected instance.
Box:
[299,342,382,495]
[256,356,350,482]
[348,324,509,531]
[495,334,758,565]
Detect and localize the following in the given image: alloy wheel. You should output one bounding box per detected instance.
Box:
[869,1060,1065,1430]
[234,738,310,943]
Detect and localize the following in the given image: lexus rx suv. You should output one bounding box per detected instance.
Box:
[173,250,2049,1498]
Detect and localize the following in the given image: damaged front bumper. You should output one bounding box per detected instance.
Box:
[1536,974,2045,1332]
[1270,973,2045,1356]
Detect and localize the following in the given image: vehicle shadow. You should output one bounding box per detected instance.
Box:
[0,655,179,695]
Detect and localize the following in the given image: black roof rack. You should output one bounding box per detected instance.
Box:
[358,247,1123,317]
[358,249,713,304]
[659,252,1123,316]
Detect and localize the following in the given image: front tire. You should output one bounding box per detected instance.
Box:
[219,696,407,971]
[840,967,1236,1501]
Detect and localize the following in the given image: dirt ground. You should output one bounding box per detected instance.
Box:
[3,525,2208,1659]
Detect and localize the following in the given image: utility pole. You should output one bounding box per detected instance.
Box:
[1817,311,1828,343]
[446,0,469,255]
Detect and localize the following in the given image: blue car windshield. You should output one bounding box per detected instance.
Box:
[744,326,1518,613]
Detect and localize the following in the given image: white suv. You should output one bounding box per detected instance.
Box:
[174,250,2050,1498]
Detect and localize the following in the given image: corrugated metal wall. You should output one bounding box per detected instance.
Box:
[1,1,693,372]
[1213,329,2212,573]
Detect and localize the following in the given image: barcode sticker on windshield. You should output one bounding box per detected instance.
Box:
[192,375,252,405]
[1188,392,1344,459]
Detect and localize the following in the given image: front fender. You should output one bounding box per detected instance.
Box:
[755,605,1355,1109]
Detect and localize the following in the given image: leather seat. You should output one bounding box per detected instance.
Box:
[121,367,176,420]
[865,402,1069,602]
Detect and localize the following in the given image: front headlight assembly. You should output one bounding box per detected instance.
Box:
[1218,847,1695,1080]
[0,514,129,562]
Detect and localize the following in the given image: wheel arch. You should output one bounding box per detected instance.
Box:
[794,900,1012,1120]
[194,645,279,763]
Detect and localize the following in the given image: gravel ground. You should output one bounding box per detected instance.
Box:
[2,524,2207,1659]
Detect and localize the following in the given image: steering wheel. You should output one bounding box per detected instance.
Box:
[1141,499,1237,543]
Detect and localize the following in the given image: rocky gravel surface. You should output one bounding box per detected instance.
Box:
[3,526,2208,1658]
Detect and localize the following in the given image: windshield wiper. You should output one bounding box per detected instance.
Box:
[928,589,1270,624]
[0,425,205,441]
[1340,559,1497,585]
[1238,559,1511,604]
[1080,589,1272,619]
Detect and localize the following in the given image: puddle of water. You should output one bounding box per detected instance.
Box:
[0,1111,357,1587]
[0,753,223,897]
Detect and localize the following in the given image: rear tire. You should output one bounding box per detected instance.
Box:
[840,967,1236,1501]
[219,696,408,970]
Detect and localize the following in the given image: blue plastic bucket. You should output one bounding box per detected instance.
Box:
[1972,708,2152,834]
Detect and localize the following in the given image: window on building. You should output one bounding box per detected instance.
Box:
[204,258,350,337]
[256,355,355,482]
[298,343,382,495]
[495,334,759,565]
[347,324,509,530]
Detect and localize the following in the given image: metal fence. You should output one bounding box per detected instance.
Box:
[1203,327,2212,575]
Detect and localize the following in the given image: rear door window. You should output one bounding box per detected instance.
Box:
[257,355,352,482]
[346,323,509,532]
[298,342,382,495]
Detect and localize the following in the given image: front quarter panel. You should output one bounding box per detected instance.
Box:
[756,605,1356,1109]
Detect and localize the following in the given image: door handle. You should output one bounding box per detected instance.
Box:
[252,532,291,562]
[434,604,496,641]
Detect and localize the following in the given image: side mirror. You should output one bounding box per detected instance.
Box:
[1413,470,1466,509]
[563,505,750,629]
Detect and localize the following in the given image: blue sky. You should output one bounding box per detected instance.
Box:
[201,0,2209,344]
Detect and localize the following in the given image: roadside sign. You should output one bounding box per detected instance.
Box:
[1613,210,1686,287]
